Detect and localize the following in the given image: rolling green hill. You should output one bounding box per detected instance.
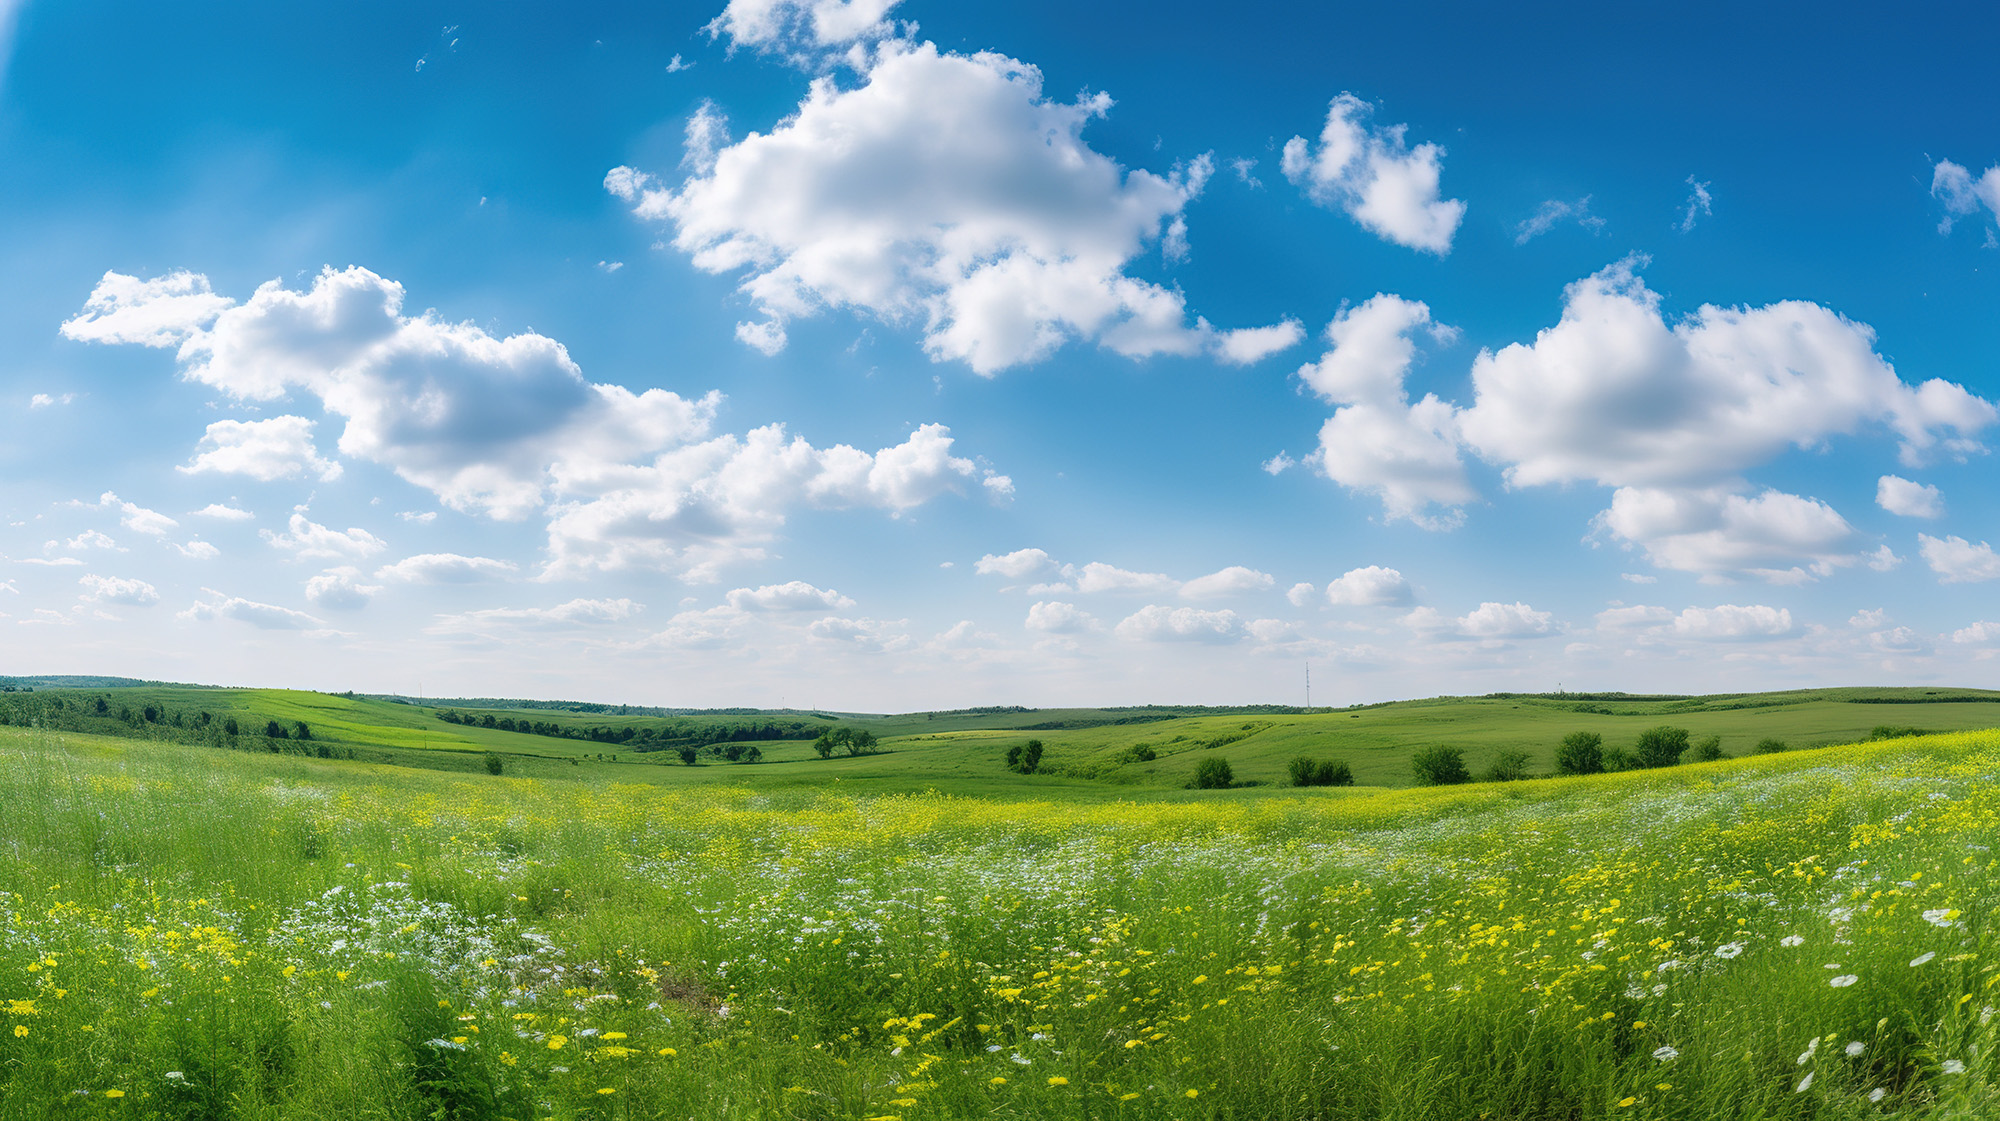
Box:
[1,682,1995,792]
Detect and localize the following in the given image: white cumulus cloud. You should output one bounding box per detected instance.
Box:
[1324,564,1414,606]
[1282,93,1465,254]
[1670,603,1795,639]
[180,416,341,482]
[609,42,1291,373]
[1455,601,1556,639]
[726,581,856,611]
[1876,475,1943,519]
[1919,534,2000,583]
[706,0,903,55]
[1114,604,1244,644]
[60,270,234,347]
[1932,159,2000,235]
[261,513,388,561]
[305,567,380,610]
[374,553,519,584]
[975,547,1057,580]
[1178,565,1273,599]
[1025,600,1096,634]
[78,574,159,606]
[180,593,323,630]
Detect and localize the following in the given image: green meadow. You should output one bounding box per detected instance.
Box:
[0,685,1996,1117]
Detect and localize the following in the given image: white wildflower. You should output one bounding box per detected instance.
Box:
[1922,908,1959,928]
[1942,1060,1966,1074]
[1780,935,1804,947]
[1796,1072,1813,1092]
[1715,941,1745,959]
[1845,1042,1865,1057]
[1653,1046,1679,1061]
[1830,974,1858,988]
[1910,952,1935,967]
[1869,1088,1885,1102]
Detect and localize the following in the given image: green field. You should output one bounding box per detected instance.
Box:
[0,682,1997,1117]
[4,682,1998,793]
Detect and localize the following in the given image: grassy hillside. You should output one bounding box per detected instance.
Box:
[1,719,1995,1118]
[3,684,1997,792]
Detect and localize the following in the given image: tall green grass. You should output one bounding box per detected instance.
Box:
[0,725,1995,1118]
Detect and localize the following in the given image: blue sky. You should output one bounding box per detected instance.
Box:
[3,0,1998,709]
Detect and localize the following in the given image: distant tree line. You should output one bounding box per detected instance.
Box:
[433,710,824,751]
[0,691,352,760]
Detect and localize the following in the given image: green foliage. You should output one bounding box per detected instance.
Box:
[1555,731,1603,775]
[1482,749,1533,783]
[676,744,698,766]
[1755,737,1790,754]
[1870,725,1934,741]
[1691,734,1725,762]
[1191,756,1233,788]
[1121,743,1157,763]
[1411,745,1470,786]
[1602,746,1640,772]
[1634,725,1691,768]
[1288,757,1353,787]
[1006,739,1045,774]
[482,752,503,775]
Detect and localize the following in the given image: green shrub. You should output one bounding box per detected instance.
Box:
[1411,745,1470,786]
[1315,760,1354,787]
[1287,757,1318,787]
[483,752,504,776]
[1870,725,1932,741]
[1602,747,1639,772]
[1191,757,1233,789]
[1555,731,1603,775]
[1691,734,1724,762]
[1121,744,1157,763]
[1482,750,1532,783]
[1634,725,1690,768]
[1753,737,1789,754]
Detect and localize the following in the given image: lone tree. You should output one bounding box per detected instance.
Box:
[1483,750,1533,783]
[1191,756,1233,789]
[1411,745,1470,786]
[1555,731,1604,776]
[1635,726,1691,769]
[676,744,699,766]
[1691,734,1725,762]
[1005,739,1044,774]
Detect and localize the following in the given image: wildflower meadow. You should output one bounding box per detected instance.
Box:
[1,723,1996,1119]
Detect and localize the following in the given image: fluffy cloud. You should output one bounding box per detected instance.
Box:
[1295,260,1994,580]
[180,416,341,482]
[1281,93,1465,254]
[1876,475,1943,519]
[191,504,254,521]
[1671,603,1795,639]
[68,267,717,520]
[1071,562,1179,596]
[1460,259,1993,488]
[78,574,159,606]
[646,605,750,650]
[1297,295,1473,523]
[1025,600,1096,634]
[1178,565,1273,599]
[261,513,387,561]
[1324,564,1413,607]
[1918,534,2000,583]
[59,270,234,347]
[975,547,1057,580]
[1114,604,1243,644]
[1455,601,1555,639]
[1952,621,2000,644]
[1596,602,1795,640]
[1932,159,2000,235]
[706,0,902,53]
[305,567,380,610]
[540,422,1005,580]
[180,593,323,630]
[1595,486,1870,583]
[374,553,519,584]
[1285,582,1316,607]
[76,491,177,537]
[609,42,1294,373]
[726,580,855,611]
[806,615,908,653]
[69,267,1000,580]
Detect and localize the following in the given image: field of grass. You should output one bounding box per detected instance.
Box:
[4,685,1998,795]
[1,715,1997,1118]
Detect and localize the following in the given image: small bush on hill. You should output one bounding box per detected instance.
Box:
[1602,747,1639,772]
[1635,725,1690,768]
[1691,734,1724,762]
[1483,750,1533,783]
[1411,745,1470,786]
[1754,737,1789,754]
[1288,757,1354,787]
[1005,740,1044,774]
[1555,731,1603,775]
[1870,725,1933,741]
[1191,757,1233,789]
[483,752,504,775]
